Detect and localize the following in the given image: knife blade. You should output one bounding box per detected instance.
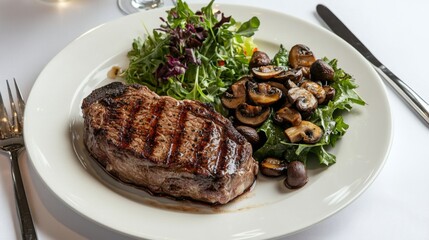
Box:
[316,4,429,127]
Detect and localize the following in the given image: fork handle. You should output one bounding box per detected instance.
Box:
[10,148,38,240]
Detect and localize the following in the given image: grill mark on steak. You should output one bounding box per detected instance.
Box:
[143,98,166,158]
[212,126,226,175]
[222,139,239,175]
[174,101,239,176]
[181,100,247,149]
[165,103,187,165]
[150,98,178,163]
[119,98,143,149]
[193,120,213,172]
[173,103,207,169]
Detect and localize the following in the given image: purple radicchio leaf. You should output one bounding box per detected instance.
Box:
[184,48,201,65]
[213,13,231,29]
[156,55,187,80]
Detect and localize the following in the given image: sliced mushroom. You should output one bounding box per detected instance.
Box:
[235,125,261,147]
[235,103,270,127]
[260,158,287,177]
[287,87,318,113]
[221,77,249,109]
[296,66,311,78]
[284,120,323,144]
[266,81,288,96]
[248,82,283,106]
[322,85,336,104]
[273,68,303,84]
[251,65,284,80]
[284,79,298,89]
[300,81,326,104]
[274,106,302,126]
[288,44,316,69]
[310,59,334,82]
[249,51,271,69]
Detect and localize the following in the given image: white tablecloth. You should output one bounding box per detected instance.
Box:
[1,0,428,239]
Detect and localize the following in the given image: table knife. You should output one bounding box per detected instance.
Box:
[316,4,429,127]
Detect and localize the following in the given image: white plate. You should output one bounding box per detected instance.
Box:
[24,3,392,240]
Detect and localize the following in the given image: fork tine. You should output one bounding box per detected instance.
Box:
[6,80,20,135]
[0,85,11,138]
[13,78,25,127]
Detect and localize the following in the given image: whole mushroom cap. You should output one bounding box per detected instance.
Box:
[310,59,335,82]
[249,51,271,69]
[284,161,308,189]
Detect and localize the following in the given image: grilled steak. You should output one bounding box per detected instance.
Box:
[81,82,258,204]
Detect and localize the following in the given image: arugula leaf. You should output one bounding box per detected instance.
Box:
[272,44,289,66]
[254,114,288,161]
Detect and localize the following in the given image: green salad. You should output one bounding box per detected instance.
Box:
[122,0,365,170]
[124,0,259,114]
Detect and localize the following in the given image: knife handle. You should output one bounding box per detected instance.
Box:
[373,64,429,126]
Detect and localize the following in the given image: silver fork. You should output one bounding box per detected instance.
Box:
[0,79,37,240]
